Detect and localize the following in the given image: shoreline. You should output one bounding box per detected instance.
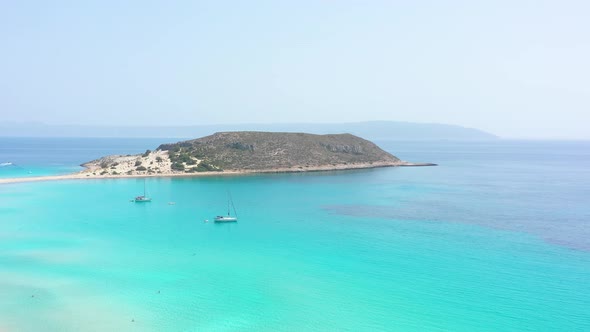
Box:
[0,161,436,185]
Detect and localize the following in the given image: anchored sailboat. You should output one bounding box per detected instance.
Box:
[214,192,238,222]
[134,179,152,202]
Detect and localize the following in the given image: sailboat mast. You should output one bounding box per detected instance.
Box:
[229,191,238,218]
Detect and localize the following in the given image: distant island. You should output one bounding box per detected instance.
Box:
[81,132,435,178]
[0,121,498,141]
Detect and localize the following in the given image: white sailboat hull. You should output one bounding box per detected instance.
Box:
[214,216,237,222]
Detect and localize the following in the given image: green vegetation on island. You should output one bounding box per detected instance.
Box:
[157,131,403,171]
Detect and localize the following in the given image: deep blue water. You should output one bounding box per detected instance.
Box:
[0,138,589,331]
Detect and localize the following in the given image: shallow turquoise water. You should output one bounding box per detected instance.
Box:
[0,139,589,331]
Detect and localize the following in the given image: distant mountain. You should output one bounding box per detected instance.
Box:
[0,121,498,140]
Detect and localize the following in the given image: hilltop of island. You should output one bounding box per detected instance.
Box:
[78,132,434,178]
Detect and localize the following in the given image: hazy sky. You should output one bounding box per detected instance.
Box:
[1,1,588,139]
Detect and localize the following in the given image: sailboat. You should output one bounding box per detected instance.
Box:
[214,192,238,222]
[134,179,152,202]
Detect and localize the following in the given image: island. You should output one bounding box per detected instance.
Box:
[0,132,436,184]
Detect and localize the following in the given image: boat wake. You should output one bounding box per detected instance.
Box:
[0,162,13,167]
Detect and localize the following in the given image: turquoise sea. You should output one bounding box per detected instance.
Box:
[0,138,589,331]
